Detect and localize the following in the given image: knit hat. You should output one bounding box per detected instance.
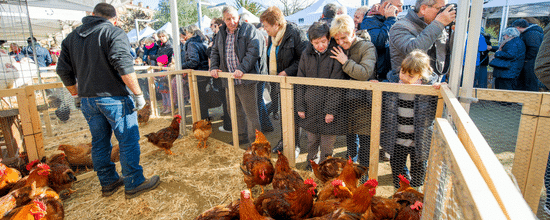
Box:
[510,19,529,28]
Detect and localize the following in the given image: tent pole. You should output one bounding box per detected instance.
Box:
[499,0,509,42]
[461,0,485,113]
[448,0,470,97]
[169,0,185,135]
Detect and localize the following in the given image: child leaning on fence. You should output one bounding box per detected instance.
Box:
[384,50,445,189]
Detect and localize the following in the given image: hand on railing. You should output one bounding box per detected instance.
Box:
[133,93,146,111]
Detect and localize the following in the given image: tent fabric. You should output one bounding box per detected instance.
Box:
[238,7,260,23]
[156,22,172,35]
[127,26,156,43]
[285,0,360,26]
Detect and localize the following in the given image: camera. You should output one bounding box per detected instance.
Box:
[438,3,457,15]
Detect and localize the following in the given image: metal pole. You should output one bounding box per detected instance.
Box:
[448,0,470,97]
[197,2,203,31]
[499,0,509,42]
[169,0,185,135]
[135,19,140,43]
[461,0,484,113]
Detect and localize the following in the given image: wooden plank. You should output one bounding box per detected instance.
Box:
[521,93,550,213]
[24,86,44,160]
[192,70,285,83]
[286,77,439,96]
[227,78,239,148]
[148,74,158,117]
[369,90,382,179]
[42,110,52,136]
[280,80,295,166]
[422,122,444,220]
[512,114,538,195]
[167,75,174,116]
[458,88,541,115]
[436,95,444,118]
[440,85,535,220]
[0,88,24,98]
[136,70,187,78]
[189,73,199,121]
[436,118,507,220]
[26,82,64,91]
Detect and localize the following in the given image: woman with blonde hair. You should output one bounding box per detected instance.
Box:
[329,14,377,168]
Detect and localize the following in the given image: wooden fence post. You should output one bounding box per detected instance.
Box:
[280,79,296,167]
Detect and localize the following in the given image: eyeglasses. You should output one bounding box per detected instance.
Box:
[430,4,445,11]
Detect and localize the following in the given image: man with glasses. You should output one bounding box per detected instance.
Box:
[388,0,456,77]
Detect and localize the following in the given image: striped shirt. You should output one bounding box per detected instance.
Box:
[225,30,242,85]
[397,93,415,147]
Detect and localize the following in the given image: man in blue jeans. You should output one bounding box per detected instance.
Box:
[56,3,159,199]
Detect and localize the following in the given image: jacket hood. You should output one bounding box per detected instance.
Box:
[362,14,386,30]
[405,9,428,29]
[524,24,544,34]
[187,34,205,44]
[78,16,112,38]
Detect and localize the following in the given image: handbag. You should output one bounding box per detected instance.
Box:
[489,57,510,70]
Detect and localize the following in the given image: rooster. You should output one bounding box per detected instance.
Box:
[391,174,424,220]
[254,178,317,219]
[272,151,304,191]
[5,199,47,220]
[0,161,22,196]
[145,115,182,155]
[240,189,273,220]
[57,143,93,167]
[192,117,212,149]
[242,130,271,168]
[138,101,152,126]
[310,156,348,184]
[193,199,240,220]
[316,157,367,202]
[337,179,378,215]
[47,160,77,197]
[240,153,274,194]
[10,163,50,193]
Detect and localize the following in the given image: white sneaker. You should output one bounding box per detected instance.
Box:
[218,126,231,133]
[295,147,300,159]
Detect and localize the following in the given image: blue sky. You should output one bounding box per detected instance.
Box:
[135,0,161,10]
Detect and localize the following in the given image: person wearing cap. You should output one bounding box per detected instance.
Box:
[511,18,544,91]
[21,37,52,67]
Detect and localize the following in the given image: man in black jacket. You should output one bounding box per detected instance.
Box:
[210,6,265,145]
[511,19,544,91]
[56,3,159,199]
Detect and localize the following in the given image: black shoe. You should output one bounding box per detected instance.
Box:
[125,175,160,199]
[379,151,390,162]
[101,177,124,197]
[272,112,279,120]
[272,140,284,153]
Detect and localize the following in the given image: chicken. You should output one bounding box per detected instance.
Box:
[194,199,240,220]
[0,182,37,217]
[192,117,212,149]
[57,143,93,167]
[254,178,317,219]
[311,179,354,217]
[310,156,347,184]
[306,208,362,220]
[137,101,152,126]
[110,144,120,163]
[369,196,400,220]
[337,179,378,215]
[272,151,304,191]
[10,163,50,193]
[5,199,47,220]
[240,154,274,194]
[391,174,424,220]
[248,130,271,158]
[239,190,273,220]
[145,115,182,155]
[45,154,69,167]
[0,161,22,196]
[317,157,367,201]
[39,196,64,220]
[394,201,422,220]
[47,161,77,197]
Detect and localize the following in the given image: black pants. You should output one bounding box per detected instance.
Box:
[268,82,279,115]
[197,79,209,119]
[213,78,231,130]
[390,144,426,188]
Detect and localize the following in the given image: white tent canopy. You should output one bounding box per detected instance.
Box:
[156,22,172,35]
[195,15,212,35]
[24,0,129,12]
[127,26,156,43]
[238,7,260,23]
[285,0,360,26]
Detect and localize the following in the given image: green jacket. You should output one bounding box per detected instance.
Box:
[342,36,377,81]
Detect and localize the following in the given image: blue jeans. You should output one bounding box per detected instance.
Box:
[80,96,145,190]
[475,65,488,88]
[257,82,273,132]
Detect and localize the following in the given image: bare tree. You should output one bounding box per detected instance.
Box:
[279,0,314,16]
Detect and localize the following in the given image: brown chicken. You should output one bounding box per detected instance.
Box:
[317,157,367,201]
[137,101,152,126]
[337,179,378,215]
[5,199,47,220]
[239,189,273,220]
[0,161,22,196]
[310,156,347,184]
[272,151,303,191]
[38,195,64,220]
[352,179,400,220]
[145,115,182,155]
[110,144,120,163]
[47,162,77,197]
[0,182,37,217]
[57,143,93,167]
[240,153,274,194]
[10,163,51,193]
[247,130,271,158]
[192,117,212,149]
[254,178,317,220]
[391,175,424,220]
[193,199,240,220]
[311,179,354,217]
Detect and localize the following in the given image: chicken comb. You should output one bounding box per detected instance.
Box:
[26,159,40,171]
[254,129,268,143]
[348,156,352,164]
[37,163,50,170]
[174,115,182,119]
[30,200,47,220]
[331,179,344,187]
[365,179,379,188]
[398,174,410,185]
[304,178,317,188]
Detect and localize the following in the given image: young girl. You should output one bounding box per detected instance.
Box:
[386,50,444,188]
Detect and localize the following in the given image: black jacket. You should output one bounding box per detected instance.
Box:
[210,21,266,86]
[267,22,308,77]
[56,16,134,97]
[182,35,209,82]
[150,40,173,65]
[521,24,544,61]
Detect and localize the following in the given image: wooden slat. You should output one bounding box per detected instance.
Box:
[191,70,286,83]
[522,93,550,213]
[458,88,541,115]
[441,85,535,220]
[512,114,538,195]
[227,78,239,148]
[369,90,382,179]
[42,110,52,136]
[0,88,24,98]
[147,74,158,117]
[189,73,199,121]
[136,70,187,78]
[167,75,174,116]
[280,80,295,167]
[26,82,64,91]
[422,123,444,220]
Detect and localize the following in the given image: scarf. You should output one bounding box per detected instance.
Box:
[269,22,287,75]
[498,36,514,51]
